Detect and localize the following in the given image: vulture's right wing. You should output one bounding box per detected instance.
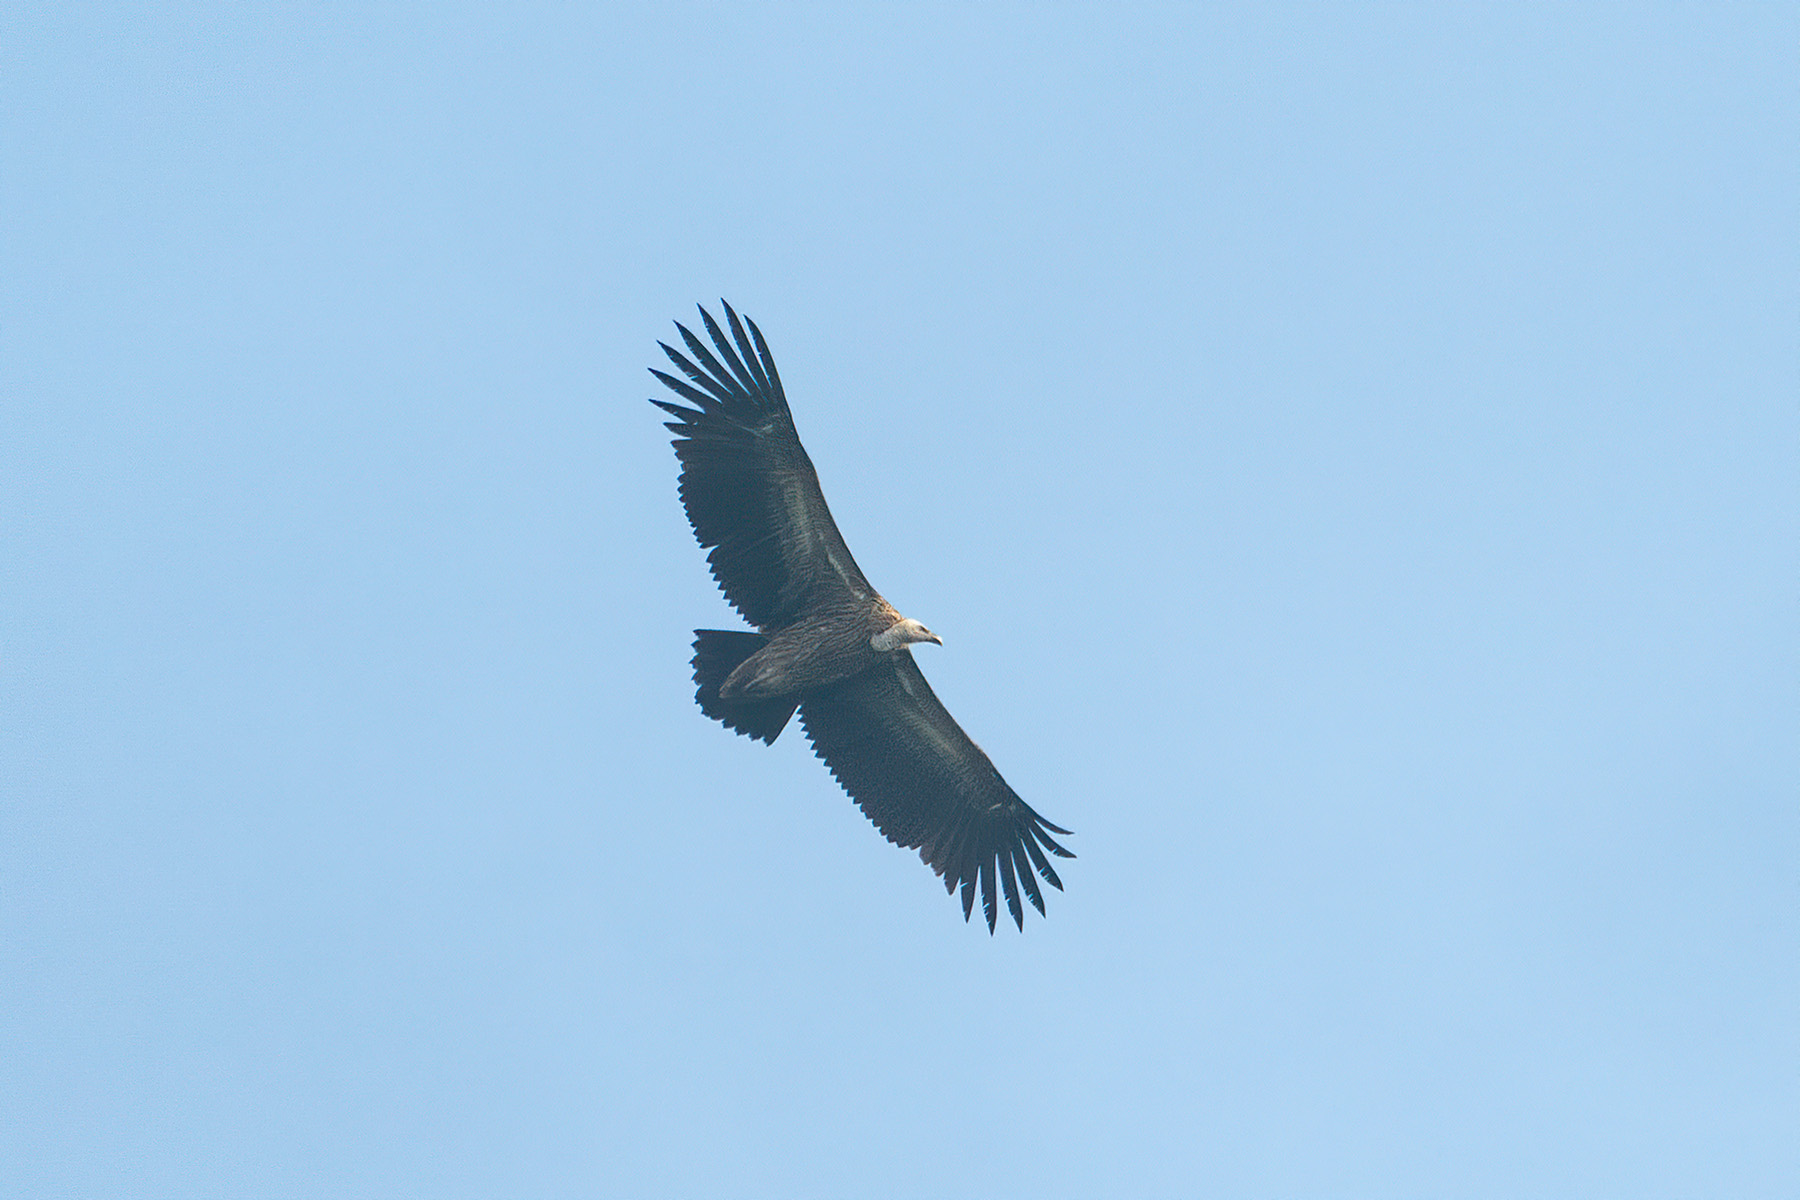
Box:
[799,652,1074,932]
[650,303,875,630]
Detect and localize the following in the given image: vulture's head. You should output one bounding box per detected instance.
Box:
[872,617,943,652]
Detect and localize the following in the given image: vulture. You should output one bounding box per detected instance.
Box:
[649,302,1074,932]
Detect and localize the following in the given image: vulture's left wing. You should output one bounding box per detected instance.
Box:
[799,653,1074,932]
[649,302,876,630]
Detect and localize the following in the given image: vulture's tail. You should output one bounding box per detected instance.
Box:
[691,630,798,744]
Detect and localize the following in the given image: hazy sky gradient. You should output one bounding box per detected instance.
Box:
[5,4,1795,1196]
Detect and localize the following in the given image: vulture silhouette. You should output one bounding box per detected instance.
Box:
[649,302,1074,932]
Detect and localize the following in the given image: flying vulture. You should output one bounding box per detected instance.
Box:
[649,302,1074,932]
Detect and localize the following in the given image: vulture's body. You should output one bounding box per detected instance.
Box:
[650,302,1073,931]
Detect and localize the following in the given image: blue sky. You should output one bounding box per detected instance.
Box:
[5,4,1795,1196]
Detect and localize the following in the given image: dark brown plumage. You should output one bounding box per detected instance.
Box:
[650,302,1074,932]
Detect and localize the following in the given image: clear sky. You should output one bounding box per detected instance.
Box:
[5,4,1795,1197]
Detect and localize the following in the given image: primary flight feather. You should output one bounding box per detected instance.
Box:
[650,302,1074,932]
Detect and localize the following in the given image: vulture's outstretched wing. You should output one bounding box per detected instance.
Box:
[650,302,874,629]
[799,653,1075,932]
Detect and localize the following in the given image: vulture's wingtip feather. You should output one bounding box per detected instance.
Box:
[998,849,1025,931]
[1014,845,1046,916]
[979,857,998,934]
